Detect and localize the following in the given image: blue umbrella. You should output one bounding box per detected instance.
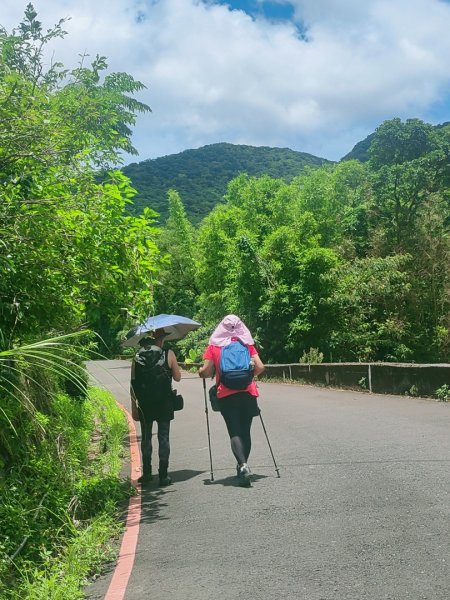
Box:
[122,314,201,347]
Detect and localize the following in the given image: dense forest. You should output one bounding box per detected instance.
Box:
[1,4,450,596]
[153,118,450,365]
[122,143,330,222]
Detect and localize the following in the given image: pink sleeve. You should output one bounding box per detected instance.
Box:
[249,345,258,357]
[203,345,214,360]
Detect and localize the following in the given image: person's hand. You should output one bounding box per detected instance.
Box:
[130,388,140,421]
[198,360,214,379]
[131,403,140,421]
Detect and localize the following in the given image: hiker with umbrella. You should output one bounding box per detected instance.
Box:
[124,314,200,486]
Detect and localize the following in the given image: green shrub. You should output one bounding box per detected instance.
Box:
[0,386,131,599]
[299,347,324,363]
[435,384,450,402]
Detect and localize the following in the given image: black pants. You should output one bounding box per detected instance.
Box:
[140,420,170,473]
[220,392,259,465]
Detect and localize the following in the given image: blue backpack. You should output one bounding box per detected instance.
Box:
[219,339,254,390]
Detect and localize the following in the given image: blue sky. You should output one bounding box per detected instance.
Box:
[221,1,296,22]
[2,0,450,163]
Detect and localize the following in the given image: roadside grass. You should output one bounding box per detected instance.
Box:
[1,386,133,600]
[16,513,122,600]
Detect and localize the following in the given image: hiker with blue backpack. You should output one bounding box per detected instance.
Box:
[198,315,265,486]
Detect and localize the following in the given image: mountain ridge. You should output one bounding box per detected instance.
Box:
[123,121,450,223]
[122,142,332,223]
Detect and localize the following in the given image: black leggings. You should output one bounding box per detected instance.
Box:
[220,392,259,465]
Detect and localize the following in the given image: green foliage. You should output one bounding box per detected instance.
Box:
[435,384,450,402]
[0,7,160,352]
[174,117,450,364]
[153,190,198,317]
[368,118,436,169]
[16,514,121,600]
[184,348,201,364]
[0,8,145,595]
[176,325,215,364]
[327,254,414,361]
[123,143,331,223]
[408,384,420,397]
[73,475,130,521]
[299,348,324,363]
[0,384,131,599]
[191,173,340,361]
[0,332,95,468]
[358,377,367,389]
[293,160,371,251]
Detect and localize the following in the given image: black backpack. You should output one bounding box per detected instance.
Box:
[133,346,172,395]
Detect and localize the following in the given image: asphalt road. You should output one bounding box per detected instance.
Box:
[86,360,450,600]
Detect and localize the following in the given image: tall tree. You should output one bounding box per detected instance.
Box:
[154,190,198,317]
[293,160,371,255]
[0,6,160,350]
[369,118,436,169]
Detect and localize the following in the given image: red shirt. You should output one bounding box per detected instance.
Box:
[203,342,260,398]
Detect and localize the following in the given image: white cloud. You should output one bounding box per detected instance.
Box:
[2,0,450,162]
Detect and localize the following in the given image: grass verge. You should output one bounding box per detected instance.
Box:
[1,386,133,599]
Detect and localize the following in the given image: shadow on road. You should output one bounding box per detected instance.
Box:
[139,488,170,524]
[203,473,268,487]
[171,468,206,483]
[138,469,205,524]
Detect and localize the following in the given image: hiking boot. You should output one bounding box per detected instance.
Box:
[238,463,251,486]
[138,465,152,484]
[159,474,172,486]
[138,472,153,484]
[159,460,171,486]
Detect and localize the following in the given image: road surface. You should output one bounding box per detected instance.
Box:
[85,360,450,600]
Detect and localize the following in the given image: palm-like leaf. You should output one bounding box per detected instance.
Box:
[0,330,99,452]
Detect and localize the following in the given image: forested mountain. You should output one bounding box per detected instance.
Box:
[340,133,375,162]
[122,143,331,222]
[341,121,450,162]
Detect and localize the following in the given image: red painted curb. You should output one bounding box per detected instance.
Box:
[104,406,142,600]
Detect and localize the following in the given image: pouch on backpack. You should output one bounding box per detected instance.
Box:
[219,339,254,390]
[209,384,221,412]
[171,389,184,411]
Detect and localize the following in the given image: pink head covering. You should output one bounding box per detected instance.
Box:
[209,314,254,347]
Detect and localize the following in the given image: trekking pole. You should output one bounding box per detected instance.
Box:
[259,411,280,478]
[202,379,214,481]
